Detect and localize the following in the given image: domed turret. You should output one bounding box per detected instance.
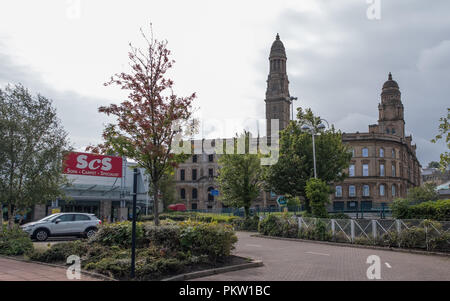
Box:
[382,72,399,90]
[269,33,286,59]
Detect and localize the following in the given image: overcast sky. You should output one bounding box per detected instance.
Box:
[0,0,448,166]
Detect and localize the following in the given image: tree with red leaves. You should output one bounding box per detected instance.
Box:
[87,26,196,225]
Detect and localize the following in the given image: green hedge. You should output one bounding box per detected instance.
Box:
[392,199,450,221]
[139,212,239,224]
[0,225,33,256]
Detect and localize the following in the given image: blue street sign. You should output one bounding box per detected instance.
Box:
[210,189,219,196]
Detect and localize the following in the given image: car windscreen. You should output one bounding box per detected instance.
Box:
[40,213,60,221]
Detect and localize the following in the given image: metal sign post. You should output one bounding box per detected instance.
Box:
[130,168,138,279]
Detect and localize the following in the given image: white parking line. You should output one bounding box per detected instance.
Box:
[306,251,330,256]
[385,262,392,268]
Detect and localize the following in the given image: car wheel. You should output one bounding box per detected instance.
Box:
[85,228,97,238]
[34,229,49,242]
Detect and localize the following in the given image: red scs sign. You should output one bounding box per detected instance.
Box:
[63,152,122,177]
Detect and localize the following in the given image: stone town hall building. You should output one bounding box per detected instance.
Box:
[174,34,421,211]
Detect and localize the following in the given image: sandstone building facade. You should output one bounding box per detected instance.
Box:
[331,73,422,211]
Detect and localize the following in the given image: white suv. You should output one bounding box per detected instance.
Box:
[21,212,102,241]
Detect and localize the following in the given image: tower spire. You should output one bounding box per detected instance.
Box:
[265,34,290,138]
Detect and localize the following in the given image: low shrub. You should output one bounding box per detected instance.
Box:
[0,226,33,256]
[179,221,238,262]
[392,199,450,221]
[298,220,332,241]
[143,224,181,250]
[232,216,259,231]
[26,240,89,263]
[89,222,145,247]
[258,214,298,238]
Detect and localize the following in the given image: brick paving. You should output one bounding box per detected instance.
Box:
[0,257,101,281]
[193,232,450,281]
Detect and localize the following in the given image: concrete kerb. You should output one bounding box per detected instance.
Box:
[0,255,116,281]
[251,234,450,258]
[161,258,264,281]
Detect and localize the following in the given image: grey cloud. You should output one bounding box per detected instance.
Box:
[0,46,113,150]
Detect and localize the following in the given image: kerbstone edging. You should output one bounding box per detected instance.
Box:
[0,255,116,281]
[161,259,264,281]
[251,234,450,257]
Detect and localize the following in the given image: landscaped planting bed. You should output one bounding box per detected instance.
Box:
[25,220,239,280]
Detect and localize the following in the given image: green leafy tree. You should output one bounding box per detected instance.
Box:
[265,108,351,213]
[0,84,70,229]
[158,169,179,211]
[431,108,449,171]
[87,27,196,225]
[405,183,439,204]
[217,132,263,219]
[305,178,331,218]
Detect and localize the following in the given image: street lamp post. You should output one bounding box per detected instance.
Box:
[288,96,298,121]
[301,120,327,178]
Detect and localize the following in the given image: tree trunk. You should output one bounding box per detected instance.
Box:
[244,206,250,219]
[7,204,15,230]
[153,181,160,226]
[0,203,3,227]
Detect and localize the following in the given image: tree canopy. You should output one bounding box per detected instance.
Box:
[87,26,196,225]
[264,108,351,213]
[0,84,69,228]
[217,132,263,218]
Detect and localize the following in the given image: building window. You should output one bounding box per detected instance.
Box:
[362,148,369,157]
[208,168,214,177]
[363,164,369,177]
[208,154,214,162]
[392,128,396,134]
[207,186,214,201]
[379,148,384,158]
[363,185,370,197]
[392,185,396,197]
[392,164,396,177]
[379,184,385,196]
[191,203,197,210]
[350,149,355,157]
[380,164,385,176]
[349,185,356,197]
[192,169,197,181]
[192,188,198,200]
[180,169,185,181]
[192,155,198,163]
[335,186,342,197]
[392,149,396,158]
[349,164,355,177]
[333,201,345,211]
[180,188,186,199]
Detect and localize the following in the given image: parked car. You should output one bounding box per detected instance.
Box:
[20,212,101,242]
[168,203,187,212]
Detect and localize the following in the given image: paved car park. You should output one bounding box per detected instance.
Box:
[0,257,101,281]
[194,232,450,281]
